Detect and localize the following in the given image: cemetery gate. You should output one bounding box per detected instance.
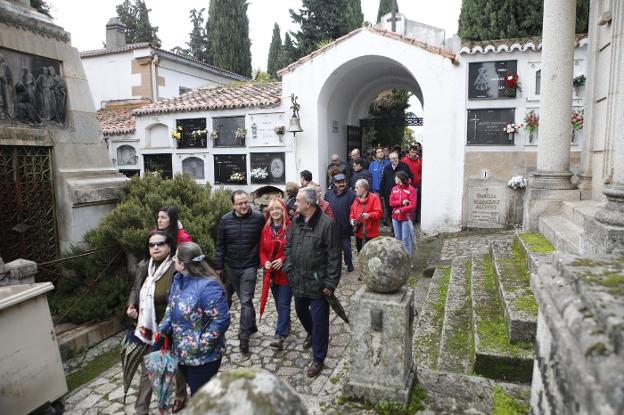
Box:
[0,146,59,264]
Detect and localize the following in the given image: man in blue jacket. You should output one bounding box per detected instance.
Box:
[368,147,390,194]
[324,174,356,272]
[214,190,264,354]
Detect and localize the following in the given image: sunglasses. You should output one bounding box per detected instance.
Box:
[148,241,167,248]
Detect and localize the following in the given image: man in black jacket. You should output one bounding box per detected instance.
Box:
[380,152,413,226]
[285,187,341,377]
[214,190,264,354]
[349,158,373,191]
[324,174,356,272]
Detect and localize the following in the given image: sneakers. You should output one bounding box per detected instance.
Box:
[240,336,250,354]
[269,335,284,350]
[307,361,324,377]
[303,335,312,349]
[347,265,354,273]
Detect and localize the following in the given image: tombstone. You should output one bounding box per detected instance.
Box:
[188,368,307,415]
[0,1,127,261]
[343,236,416,406]
[464,178,509,229]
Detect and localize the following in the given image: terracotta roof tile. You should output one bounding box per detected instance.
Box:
[96,107,135,135]
[133,82,282,116]
[459,33,588,55]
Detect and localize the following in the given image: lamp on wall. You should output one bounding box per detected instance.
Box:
[288,93,303,138]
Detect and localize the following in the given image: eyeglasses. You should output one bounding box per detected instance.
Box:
[149,241,167,248]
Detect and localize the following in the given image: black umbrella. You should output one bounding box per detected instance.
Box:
[315,272,350,325]
[120,328,149,404]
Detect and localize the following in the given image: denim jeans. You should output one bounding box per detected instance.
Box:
[226,267,258,337]
[392,218,413,256]
[340,236,353,267]
[270,283,292,338]
[179,359,221,396]
[294,296,330,363]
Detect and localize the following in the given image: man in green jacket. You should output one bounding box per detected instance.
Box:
[284,187,341,377]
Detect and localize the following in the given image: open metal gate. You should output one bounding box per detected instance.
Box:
[0,146,58,264]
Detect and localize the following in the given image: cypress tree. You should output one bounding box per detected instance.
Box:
[187,8,212,64]
[115,0,161,47]
[458,0,590,41]
[345,0,364,31]
[267,23,283,79]
[376,0,397,23]
[281,32,297,68]
[289,0,351,58]
[207,0,252,77]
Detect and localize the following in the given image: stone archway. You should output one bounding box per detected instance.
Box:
[280,27,465,234]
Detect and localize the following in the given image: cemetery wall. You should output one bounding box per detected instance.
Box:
[82,53,138,109]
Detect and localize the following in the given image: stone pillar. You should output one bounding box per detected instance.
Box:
[532,0,577,190]
[343,237,416,406]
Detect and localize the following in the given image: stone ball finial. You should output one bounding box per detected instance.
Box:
[188,368,307,415]
[358,236,411,293]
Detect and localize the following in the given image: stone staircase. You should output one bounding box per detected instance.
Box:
[414,231,555,386]
[538,200,603,255]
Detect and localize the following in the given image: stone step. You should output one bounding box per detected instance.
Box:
[538,214,582,255]
[413,264,451,370]
[561,200,603,228]
[515,231,555,274]
[470,253,534,383]
[437,257,473,374]
[490,241,538,343]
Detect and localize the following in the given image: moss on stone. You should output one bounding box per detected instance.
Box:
[65,346,121,392]
[585,342,609,358]
[498,241,538,318]
[514,293,539,315]
[571,257,624,267]
[518,232,554,253]
[227,368,257,380]
[491,385,529,415]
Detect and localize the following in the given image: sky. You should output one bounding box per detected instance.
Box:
[50,0,463,71]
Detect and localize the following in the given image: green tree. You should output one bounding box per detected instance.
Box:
[368,89,411,147]
[289,0,352,58]
[267,23,283,79]
[116,0,161,47]
[346,0,364,31]
[208,0,252,78]
[458,0,590,41]
[281,32,298,68]
[31,0,51,16]
[376,0,397,23]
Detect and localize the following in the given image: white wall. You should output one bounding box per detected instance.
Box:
[157,58,238,100]
[82,53,137,109]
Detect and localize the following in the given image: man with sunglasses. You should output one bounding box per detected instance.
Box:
[214,190,264,354]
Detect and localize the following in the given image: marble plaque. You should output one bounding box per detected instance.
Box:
[250,152,285,184]
[468,60,517,99]
[248,112,286,147]
[465,181,508,228]
[214,154,247,184]
[467,108,515,145]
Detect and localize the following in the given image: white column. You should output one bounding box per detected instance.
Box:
[531,0,577,189]
[596,1,624,226]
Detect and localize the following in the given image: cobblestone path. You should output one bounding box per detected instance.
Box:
[63,261,360,415]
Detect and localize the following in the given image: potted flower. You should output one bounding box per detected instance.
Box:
[504,73,521,97]
[170,126,182,140]
[571,110,584,143]
[250,167,269,183]
[507,175,528,190]
[234,128,247,141]
[229,171,245,183]
[523,111,539,143]
[209,130,219,140]
[503,123,522,143]
[274,125,285,136]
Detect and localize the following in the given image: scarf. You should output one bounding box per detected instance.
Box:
[135,256,173,344]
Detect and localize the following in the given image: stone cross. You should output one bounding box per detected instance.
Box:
[470,113,480,143]
[386,0,400,32]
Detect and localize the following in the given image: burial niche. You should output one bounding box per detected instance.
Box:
[182,157,205,180]
[116,145,137,166]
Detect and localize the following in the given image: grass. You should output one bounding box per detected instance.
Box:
[499,240,538,316]
[335,381,427,415]
[518,232,554,253]
[65,345,121,392]
[491,385,529,415]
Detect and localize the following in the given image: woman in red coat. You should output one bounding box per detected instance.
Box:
[156,206,192,252]
[350,178,383,252]
[389,171,416,256]
[259,198,291,350]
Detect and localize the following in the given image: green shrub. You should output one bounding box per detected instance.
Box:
[50,174,232,324]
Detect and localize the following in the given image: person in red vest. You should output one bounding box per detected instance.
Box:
[156,206,192,252]
[350,178,383,253]
[401,144,422,223]
[259,198,291,351]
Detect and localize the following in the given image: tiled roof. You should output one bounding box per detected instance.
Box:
[96,107,135,135]
[133,82,282,116]
[80,43,248,81]
[277,26,457,76]
[459,33,588,55]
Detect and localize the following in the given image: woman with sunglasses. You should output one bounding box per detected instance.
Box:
[126,230,188,414]
[155,242,230,396]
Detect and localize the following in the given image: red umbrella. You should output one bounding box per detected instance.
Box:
[259,239,282,319]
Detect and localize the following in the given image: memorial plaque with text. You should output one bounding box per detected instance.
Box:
[176,118,207,148]
[249,113,286,147]
[467,108,515,145]
[214,154,247,184]
[465,181,508,228]
[468,60,517,99]
[250,152,285,184]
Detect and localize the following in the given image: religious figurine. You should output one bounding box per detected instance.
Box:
[48,66,66,124]
[15,68,41,125]
[474,67,489,92]
[36,67,52,121]
[0,53,15,120]
[290,93,300,118]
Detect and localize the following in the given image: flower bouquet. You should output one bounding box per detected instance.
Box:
[505,73,521,97]
[190,129,207,138]
[503,123,522,134]
[170,126,182,140]
[209,130,219,140]
[234,128,247,140]
[507,175,528,190]
[274,125,286,136]
[230,172,245,182]
[571,110,584,143]
[250,167,269,182]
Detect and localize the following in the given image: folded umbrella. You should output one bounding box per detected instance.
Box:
[259,239,282,320]
[314,272,350,325]
[120,327,149,404]
[143,339,179,411]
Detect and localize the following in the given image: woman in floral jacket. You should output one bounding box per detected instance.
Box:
[157,242,230,395]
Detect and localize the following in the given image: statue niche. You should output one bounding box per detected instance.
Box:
[0,47,66,127]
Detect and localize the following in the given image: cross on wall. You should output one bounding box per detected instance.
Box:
[386,0,400,32]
